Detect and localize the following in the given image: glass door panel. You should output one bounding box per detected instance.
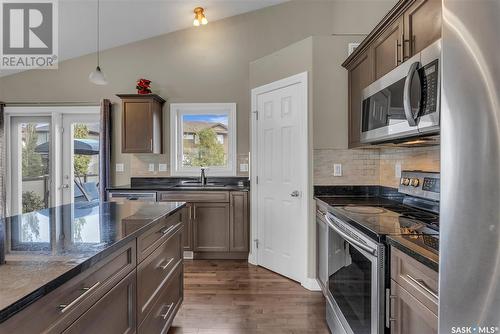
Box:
[10,117,52,215]
[62,115,100,205]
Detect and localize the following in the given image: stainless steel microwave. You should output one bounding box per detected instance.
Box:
[361,39,441,144]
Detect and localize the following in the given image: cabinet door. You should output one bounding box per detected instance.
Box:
[372,17,405,80]
[122,101,153,153]
[182,204,193,251]
[229,192,249,252]
[193,203,230,252]
[404,0,441,56]
[348,50,372,148]
[390,280,438,334]
[63,271,136,334]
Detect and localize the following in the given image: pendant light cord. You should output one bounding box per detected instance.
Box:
[96,0,100,67]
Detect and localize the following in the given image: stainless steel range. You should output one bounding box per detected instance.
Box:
[317,171,440,334]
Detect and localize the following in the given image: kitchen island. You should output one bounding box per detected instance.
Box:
[0,200,185,333]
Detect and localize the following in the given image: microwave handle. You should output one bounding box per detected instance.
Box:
[403,61,421,127]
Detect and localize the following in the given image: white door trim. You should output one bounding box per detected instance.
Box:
[249,71,310,288]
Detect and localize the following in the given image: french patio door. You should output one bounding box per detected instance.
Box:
[7,107,100,216]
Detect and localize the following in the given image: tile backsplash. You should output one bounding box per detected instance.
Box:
[314,146,440,188]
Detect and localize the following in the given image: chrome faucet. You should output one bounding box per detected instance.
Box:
[200,167,207,186]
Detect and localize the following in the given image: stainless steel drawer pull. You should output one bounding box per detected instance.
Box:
[57,281,101,313]
[160,302,174,320]
[158,257,174,270]
[406,274,438,300]
[160,225,176,235]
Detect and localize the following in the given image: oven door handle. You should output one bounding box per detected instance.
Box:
[324,213,377,255]
[403,61,421,127]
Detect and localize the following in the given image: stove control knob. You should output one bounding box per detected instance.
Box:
[410,178,420,187]
[401,178,410,186]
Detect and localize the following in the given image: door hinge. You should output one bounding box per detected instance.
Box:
[252,110,258,120]
[254,238,259,249]
[256,176,259,184]
[60,126,64,133]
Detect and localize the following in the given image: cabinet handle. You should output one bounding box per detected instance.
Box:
[406,274,439,300]
[395,39,400,66]
[159,225,176,236]
[385,288,398,327]
[157,257,174,270]
[160,302,174,320]
[57,281,101,313]
[193,206,196,220]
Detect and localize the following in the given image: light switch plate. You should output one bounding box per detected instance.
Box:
[240,163,249,172]
[334,163,342,177]
[158,164,167,172]
[395,162,402,178]
[115,163,124,172]
[148,163,155,172]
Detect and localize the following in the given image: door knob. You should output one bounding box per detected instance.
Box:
[61,184,70,189]
[290,190,300,197]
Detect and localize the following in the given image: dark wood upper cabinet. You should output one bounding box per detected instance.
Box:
[117,94,165,154]
[229,191,249,252]
[342,0,442,149]
[372,17,404,80]
[404,0,442,56]
[347,51,372,148]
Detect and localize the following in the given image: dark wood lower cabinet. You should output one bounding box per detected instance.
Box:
[193,202,230,252]
[63,271,137,334]
[159,191,249,259]
[0,210,184,334]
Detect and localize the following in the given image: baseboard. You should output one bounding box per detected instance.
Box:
[193,252,249,260]
[301,277,322,291]
[248,252,257,265]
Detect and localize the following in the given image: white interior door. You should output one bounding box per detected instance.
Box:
[62,114,100,205]
[252,72,308,283]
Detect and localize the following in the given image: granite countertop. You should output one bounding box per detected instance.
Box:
[0,201,185,322]
[107,177,250,192]
[387,235,439,272]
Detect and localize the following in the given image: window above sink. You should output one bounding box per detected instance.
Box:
[170,103,237,176]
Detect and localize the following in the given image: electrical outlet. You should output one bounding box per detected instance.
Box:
[148,164,155,172]
[334,163,342,177]
[115,163,124,172]
[158,164,167,172]
[240,163,249,172]
[395,162,402,178]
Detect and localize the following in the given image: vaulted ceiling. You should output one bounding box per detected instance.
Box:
[60,0,288,61]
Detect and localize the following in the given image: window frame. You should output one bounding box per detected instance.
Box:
[170,103,237,176]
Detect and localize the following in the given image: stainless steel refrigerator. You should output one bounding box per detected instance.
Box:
[440,0,500,332]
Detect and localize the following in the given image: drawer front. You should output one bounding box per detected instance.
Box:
[137,225,183,324]
[63,271,136,334]
[0,241,136,334]
[390,246,438,314]
[158,191,229,203]
[137,211,182,262]
[138,263,183,334]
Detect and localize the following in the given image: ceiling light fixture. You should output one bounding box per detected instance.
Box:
[89,0,108,85]
[193,7,208,27]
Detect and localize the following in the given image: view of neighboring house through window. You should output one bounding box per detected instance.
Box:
[171,103,236,176]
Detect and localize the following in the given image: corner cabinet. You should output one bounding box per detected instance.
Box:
[117,94,165,154]
[342,0,441,148]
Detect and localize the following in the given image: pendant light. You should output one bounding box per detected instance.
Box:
[89,0,108,85]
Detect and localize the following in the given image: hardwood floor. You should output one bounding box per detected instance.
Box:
[168,260,330,334]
